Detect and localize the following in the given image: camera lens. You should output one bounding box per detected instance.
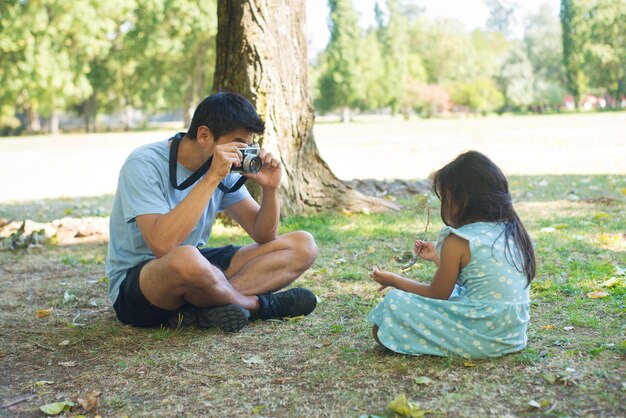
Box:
[243,155,262,173]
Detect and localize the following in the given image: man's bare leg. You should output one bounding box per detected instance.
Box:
[135,230,316,328]
[225,231,318,295]
[138,245,260,312]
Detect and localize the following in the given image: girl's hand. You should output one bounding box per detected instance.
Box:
[370,266,401,292]
[414,240,437,261]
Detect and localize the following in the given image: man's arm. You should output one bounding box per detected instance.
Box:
[136,174,221,257]
[225,148,282,244]
[226,185,279,244]
[136,141,245,257]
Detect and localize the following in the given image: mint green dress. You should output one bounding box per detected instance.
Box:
[368,222,530,359]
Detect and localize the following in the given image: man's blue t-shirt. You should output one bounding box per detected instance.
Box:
[105,139,250,304]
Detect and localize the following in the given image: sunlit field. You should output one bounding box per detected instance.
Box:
[1,112,625,202]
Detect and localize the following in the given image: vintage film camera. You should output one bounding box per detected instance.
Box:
[231,145,262,174]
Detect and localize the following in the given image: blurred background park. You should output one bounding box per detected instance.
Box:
[0,0,625,201]
[1,0,624,134]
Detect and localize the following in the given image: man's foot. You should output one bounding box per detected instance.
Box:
[252,288,317,320]
[168,304,250,332]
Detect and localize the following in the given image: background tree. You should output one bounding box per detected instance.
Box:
[524,2,566,110]
[213,0,395,214]
[315,0,362,123]
[560,0,587,107]
[485,0,518,38]
[376,0,409,116]
[583,0,626,106]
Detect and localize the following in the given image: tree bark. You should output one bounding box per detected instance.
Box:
[24,105,41,134]
[49,110,59,135]
[213,0,396,215]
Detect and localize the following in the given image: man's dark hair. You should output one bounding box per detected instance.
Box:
[187,91,265,140]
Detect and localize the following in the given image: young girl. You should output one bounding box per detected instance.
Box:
[368,150,536,359]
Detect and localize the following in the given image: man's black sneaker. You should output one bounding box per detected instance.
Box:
[252,288,317,320]
[168,304,250,332]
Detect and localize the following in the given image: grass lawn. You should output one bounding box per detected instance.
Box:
[0,173,624,417]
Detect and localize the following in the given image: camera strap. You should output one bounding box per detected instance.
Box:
[168,132,248,194]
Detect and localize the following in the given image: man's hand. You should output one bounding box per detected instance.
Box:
[244,149,282,189]
[207,142,248,181]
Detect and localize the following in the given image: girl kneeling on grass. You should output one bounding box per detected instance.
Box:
[368,150,536,359]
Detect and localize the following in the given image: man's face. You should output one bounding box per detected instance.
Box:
[215,128,254,147]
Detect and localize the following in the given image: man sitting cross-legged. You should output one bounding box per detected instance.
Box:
[105,92,318,332]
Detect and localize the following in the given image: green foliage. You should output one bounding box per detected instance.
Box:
[315,0,363,115]
[560,0,588,106]
[0,0,217,133]
[497,43,535,110]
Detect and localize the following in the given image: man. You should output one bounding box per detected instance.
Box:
[105,92,318,332]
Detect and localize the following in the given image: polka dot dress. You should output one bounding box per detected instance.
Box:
[368,222,530,359]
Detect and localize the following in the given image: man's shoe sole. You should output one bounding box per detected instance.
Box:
[196,304,250,332]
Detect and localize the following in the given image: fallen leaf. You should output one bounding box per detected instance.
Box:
[284,315,305,322]
[272,377,291,384]
[586,291,609,299]
[542,373,557,384]
[251,405,266,414]
[36,308,53,318]
[367,246,376,254]
[414,376,432,385]
[58,361,76,367]
[387,394,430,418]
[528,399,550,409]
[39,401,74,415]
[242,355,264,365]
[601,277,620,288]
[594,212,609,221]
[541,325,555,330]
[58,340,70,346]
[342,209,353,217]
[77,390,101,413]
[540,227,556,233]
[463,361,476,367]
[34,380,55,387]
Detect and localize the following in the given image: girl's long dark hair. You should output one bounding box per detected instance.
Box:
[431,151,536,284]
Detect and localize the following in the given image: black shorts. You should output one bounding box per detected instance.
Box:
[113,245,241,327]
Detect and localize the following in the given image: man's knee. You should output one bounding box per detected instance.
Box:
[168,245,220,288]
[285,231,318,269]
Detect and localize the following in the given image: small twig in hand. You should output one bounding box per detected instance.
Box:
[414,201,431,257]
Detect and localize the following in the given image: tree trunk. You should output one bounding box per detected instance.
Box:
[213,0,396,215]
[84,93,97,133]
[24,106,41,134]
[342,106,350,124]
[49,110,60,135]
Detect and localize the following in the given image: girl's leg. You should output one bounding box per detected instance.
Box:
[372,325,384,347]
